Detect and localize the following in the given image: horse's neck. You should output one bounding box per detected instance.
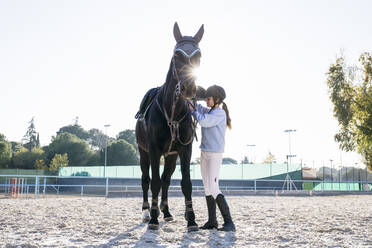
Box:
[160,76,187,120]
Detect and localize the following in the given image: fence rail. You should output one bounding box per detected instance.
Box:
[1,174,371,198]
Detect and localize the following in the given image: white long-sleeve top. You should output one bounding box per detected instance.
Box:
[192,104,226,153]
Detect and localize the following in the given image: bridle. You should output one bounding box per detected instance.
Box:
[172,46,201,98]
[156,39,201,157]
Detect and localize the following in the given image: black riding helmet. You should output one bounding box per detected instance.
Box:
[205,85,226,104]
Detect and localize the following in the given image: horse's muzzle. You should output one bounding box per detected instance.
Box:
[181,82,196,99]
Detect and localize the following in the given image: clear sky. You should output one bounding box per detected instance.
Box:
[1,0,371,168]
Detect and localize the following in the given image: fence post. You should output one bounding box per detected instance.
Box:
[43,177,46,196]
[35,176,39,198]
[254,180,257,192]
[81,185,84,195]
[6,178,9,194]
[105,177,109,196]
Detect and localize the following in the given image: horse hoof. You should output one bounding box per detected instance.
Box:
[142,210,150,223]
[164,216,174,222]
[148,223,159,230]
[187,225,199,232]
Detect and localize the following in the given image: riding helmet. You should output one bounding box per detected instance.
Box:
[205,85,226,103]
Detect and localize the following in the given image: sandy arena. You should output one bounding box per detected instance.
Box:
[1,195,372,247]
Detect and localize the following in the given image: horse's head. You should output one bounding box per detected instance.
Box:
[172,22,204,100]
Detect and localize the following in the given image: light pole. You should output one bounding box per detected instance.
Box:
[246,144,256,164]
[286,155,297,173]
[345,166,348,182]
[338,164,341,189]
[284,129,296,167]
[365,166,368,182]
[104,124,111,177]
[339,165,341,182]
[282,129,297,191]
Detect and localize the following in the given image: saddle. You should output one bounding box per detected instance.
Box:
[135,87,160,120]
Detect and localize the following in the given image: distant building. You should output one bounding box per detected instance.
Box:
[302,167,317,180]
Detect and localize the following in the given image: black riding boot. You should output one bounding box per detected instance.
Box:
[216,194,236,231]
[200,195,218,229]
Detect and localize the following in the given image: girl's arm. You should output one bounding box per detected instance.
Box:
[193,109,225,128]
[195,103,210,114]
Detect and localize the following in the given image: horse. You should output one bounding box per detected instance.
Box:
[135,22,204,232]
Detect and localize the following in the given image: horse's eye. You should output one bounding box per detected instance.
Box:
[174,51,188,63]
[175,51,184,58]
[174,50,183,57]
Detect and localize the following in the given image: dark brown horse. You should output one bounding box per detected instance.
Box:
[135,22,203,231]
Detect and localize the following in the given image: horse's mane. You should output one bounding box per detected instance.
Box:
[163,60,173,87]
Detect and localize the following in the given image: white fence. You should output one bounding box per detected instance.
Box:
[1,174,371,198]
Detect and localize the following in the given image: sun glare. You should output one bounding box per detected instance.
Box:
[191,66,201,80]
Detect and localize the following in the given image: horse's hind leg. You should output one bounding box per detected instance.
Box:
[148,150,162,230]
[139,148,151,222]
[160,154,177,221]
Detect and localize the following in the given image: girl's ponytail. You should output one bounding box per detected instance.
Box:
[222,101,232,129]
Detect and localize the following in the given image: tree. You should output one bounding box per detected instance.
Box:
[12,147,45,169]
[57,124,90,141]
[35,159,48,170]
[49,153,69,171]
[46,133,94,166]
[117,129,136,147]
[10,141,23,153]
[87,152,100,166]
[326,52,372,170]
[0,133,12,168]
[23,117,40,151]
[263,152,276,164]
[102,139,138,165]
[222,157,238,165]
[88,128,108,150]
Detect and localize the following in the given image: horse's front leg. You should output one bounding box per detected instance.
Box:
[179,145,198,232]
[148,149,162,230]
[160,154,177,221]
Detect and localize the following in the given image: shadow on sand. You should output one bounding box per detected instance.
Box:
[89,219,236,247]
[92,222,148,247]
[179,228,236,247]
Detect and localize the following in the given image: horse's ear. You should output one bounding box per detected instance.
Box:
[173,22,183,42]
[194,24,204,43]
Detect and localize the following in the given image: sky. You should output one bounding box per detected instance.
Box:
[1,0,371,168]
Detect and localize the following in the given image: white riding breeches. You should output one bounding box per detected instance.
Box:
[200,151,222,199]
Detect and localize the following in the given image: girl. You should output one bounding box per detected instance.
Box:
[190,85,235,231]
